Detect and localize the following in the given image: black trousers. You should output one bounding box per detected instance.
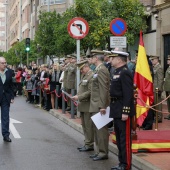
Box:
[114,118,132,170]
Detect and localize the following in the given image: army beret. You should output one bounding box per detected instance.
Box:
[110,50,129,58]
[91,50,104,56]
[150,55,159,60]
[166,55,170,60]
[76,60,88,69]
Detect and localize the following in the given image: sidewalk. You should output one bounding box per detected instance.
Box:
[49,107,170,170]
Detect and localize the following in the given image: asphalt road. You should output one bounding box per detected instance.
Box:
[0,96,123,170]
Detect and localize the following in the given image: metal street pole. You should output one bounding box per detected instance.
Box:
[48,0,50,12]
[27,52,29,66]
[76,39,80,91]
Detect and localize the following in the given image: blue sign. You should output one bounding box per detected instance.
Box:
[110,18,127,36]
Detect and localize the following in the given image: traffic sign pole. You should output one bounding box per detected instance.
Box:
[76,40,80,90]
[67,17,89,92]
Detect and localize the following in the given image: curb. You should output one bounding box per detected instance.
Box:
[49,109,161,170]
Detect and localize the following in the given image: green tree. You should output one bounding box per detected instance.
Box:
[3,39,37,66]
[34,0,147,57]
[34,11,58,62]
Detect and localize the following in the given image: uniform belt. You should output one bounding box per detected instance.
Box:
[110,97,122,102]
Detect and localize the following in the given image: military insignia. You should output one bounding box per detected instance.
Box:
[82,80,88,83]
[113,75,120,79]
[93,74,98,78]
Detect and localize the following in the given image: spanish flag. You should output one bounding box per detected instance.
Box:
[134,31,154,126]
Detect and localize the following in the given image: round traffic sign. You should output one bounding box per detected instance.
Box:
[110,18,127,36]
[67,17,89,40]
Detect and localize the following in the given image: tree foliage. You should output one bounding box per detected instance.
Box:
[3,40,37,66]
[34,11,58,61]
[5,0,147,65]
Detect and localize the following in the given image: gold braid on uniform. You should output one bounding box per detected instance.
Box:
[122,106,130,115]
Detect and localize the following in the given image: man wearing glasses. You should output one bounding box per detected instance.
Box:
[0,57,14,142]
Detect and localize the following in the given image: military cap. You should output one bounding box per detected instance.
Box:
[66,54,72,58]
[86,54,93,58]
[91,50,104,56]
[70,54,77,58]
[149,55,159,60]
[103,50,112,56]
[110,50,129,58]
[76,60,88,69]
[166,55,170,60]
[146,54,151,58]
[108,54,119,58]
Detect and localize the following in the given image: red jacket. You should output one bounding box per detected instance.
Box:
[15,71,22,83]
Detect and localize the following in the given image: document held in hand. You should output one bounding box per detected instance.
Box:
[91,107,113,130]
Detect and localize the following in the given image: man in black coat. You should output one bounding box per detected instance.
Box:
[0,57,14,142]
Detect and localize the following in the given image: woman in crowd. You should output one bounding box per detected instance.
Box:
[49,63,62,109]
[25,70,34,103]
[15,67,23,96]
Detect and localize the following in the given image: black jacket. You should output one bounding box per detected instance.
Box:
[0,68,14,104]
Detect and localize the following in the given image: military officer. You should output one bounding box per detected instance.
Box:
[109,51,135,170]
[63,55,72,111]
[67,54,77,90]
[150,55,164,122]
[89,50,110,161]
[72,60,94,151]
[164,55,170,119]
[87,54,96,71]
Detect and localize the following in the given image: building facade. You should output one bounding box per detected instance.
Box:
[154,0,170,71]
[5,0,74,51]
[0,0,6,52]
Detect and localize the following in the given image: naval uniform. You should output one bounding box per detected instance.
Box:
[110,65,135,170]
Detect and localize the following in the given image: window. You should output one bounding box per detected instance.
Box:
[41,0,66,5]
[0,21,5,26]
[0,40,5,46]
[146,16,152,32]
[0,31,5,37]
[0,12,5,18]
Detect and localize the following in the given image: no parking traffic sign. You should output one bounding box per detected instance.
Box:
[110,18,127,36]
[67,17,89,40]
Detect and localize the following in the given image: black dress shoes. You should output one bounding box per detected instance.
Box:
[93,155,108,161]
[164,114,170,120]
[77,146,84,150]
[3,136,12,142]
[89,154,98,158]
[143,126,153,130]
[111,165,126,170]
[79,146,94,152]
[65,107,71,111]
[111,165,120,169]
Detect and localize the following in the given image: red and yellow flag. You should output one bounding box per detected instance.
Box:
[134,31,154,126]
